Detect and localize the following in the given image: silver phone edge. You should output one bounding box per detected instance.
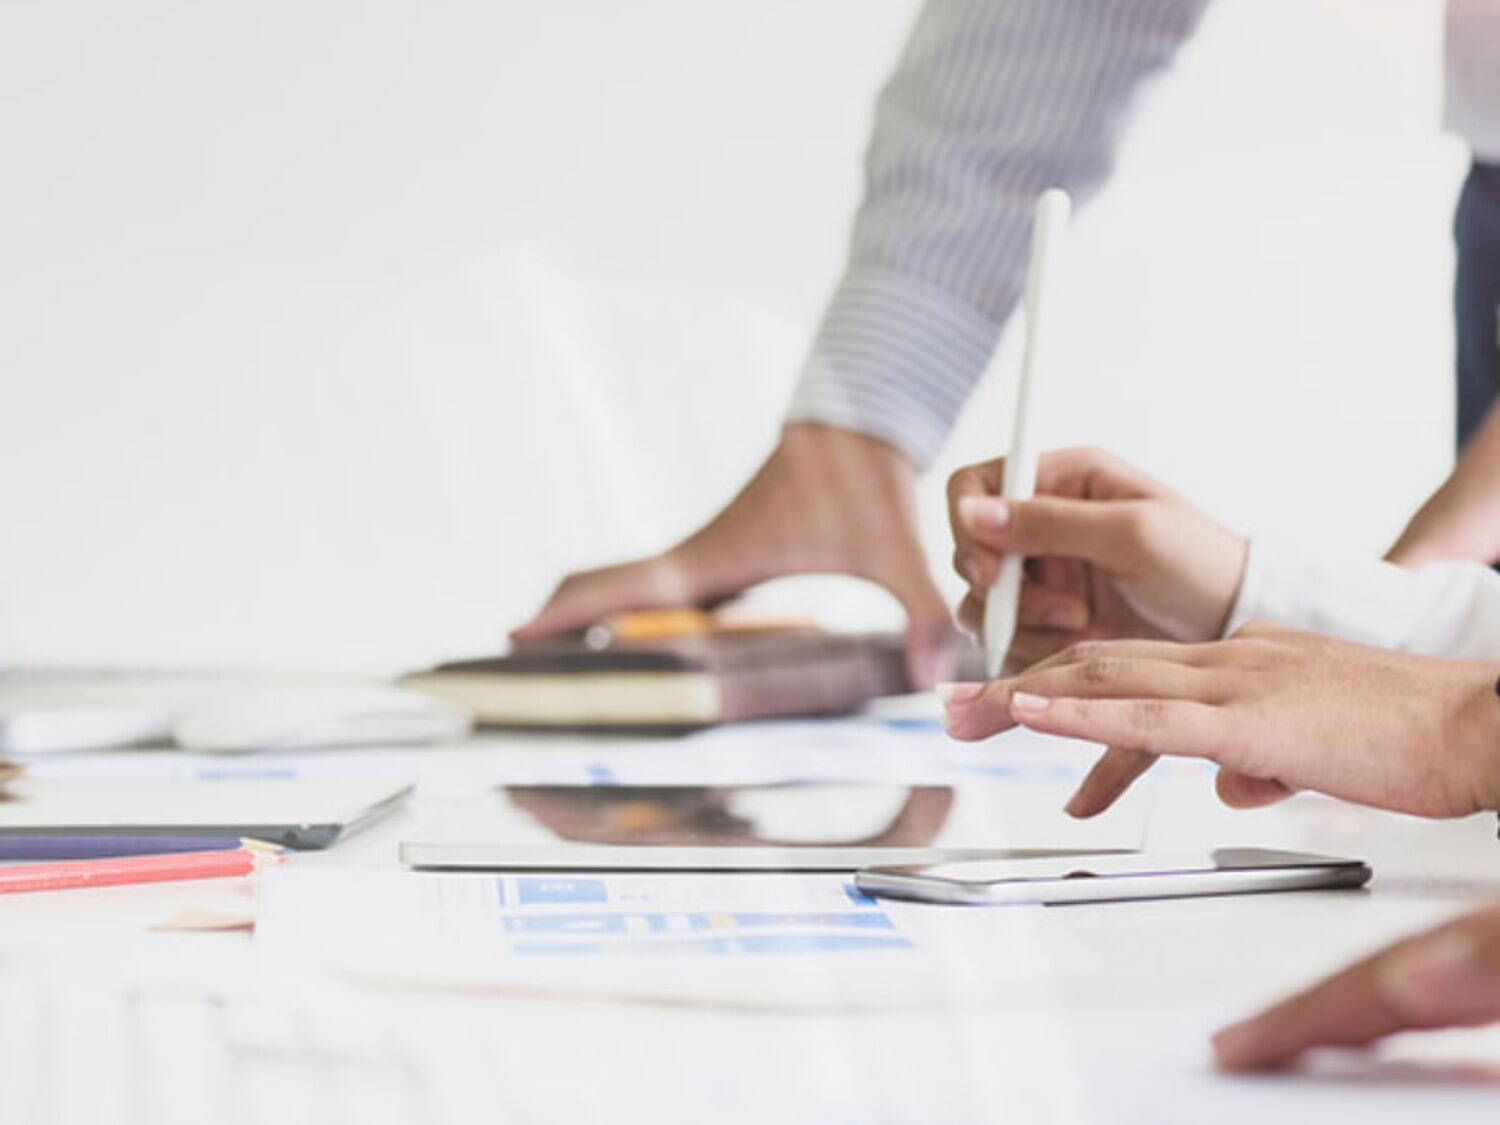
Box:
[854,863,1372,906]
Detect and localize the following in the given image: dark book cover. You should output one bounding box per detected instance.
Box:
[404,632,915,730]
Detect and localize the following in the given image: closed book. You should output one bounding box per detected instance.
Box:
[400,631,911,732]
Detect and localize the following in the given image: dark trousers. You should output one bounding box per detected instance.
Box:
[1456,161,1500,450]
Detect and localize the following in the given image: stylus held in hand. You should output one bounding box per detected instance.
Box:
[984,188,1071,678]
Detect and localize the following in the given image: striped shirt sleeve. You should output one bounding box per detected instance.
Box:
[787,0,1211,467]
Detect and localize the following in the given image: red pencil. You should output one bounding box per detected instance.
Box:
[0,844,285,895]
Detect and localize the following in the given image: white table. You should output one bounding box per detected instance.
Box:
[3,729,1499,1125]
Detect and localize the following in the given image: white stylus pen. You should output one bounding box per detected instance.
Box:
[984,188,1071,679]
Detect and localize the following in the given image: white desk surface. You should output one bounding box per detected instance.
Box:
[3,727,1499,1125]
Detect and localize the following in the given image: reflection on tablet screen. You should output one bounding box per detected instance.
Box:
[503,785,955,848]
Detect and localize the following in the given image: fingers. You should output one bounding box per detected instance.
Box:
[1004,628,1079,672]
[953,610,1077,676]
[956,581,1088,633]
[956,494,1157,575]
[1033,446,1163,501]
[945,460,1004,520]
[938,681,1021,739]
[948,449,1117,585]
[947,447,1166,592]
[1007,692,1226,761]
[940,656,1220,742]
[1064,746,1157,818]
[1214,769,1294,809]
[946,448,1157,510]
[511,554,702,640]
[947,461,1003,590]
[1213,905,1500,1071]
[1228,620,1296,642]
[1023,638,1214,675]
[891,569,960,690]
[1018,583,1090,632]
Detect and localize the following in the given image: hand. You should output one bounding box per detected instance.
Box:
[947,447,1246,671]
[1213,901,1500,1071]
[941,623,1500,819]
[512,423,956,686]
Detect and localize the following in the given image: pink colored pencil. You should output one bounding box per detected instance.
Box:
[0,845,284,895]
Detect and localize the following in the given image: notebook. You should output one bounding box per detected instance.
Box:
[400,631,912,732]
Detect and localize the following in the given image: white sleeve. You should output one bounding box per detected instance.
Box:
[1224,536,1500,659]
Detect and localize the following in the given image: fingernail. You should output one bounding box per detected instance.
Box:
[1380,932,1476,1012]
[1063,789,1089,818]
[1010,691,1050,715]
[936,682,985,705]
[960,496,1010,531]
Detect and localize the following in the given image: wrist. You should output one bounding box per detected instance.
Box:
[1204,533,1250,640]
[780,422,920,477]
[1454,667,1500,813]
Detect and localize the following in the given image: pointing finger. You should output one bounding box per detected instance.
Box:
[1064,746,1157,818]
[941,658,1219,742]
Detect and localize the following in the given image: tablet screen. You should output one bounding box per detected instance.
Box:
[402,781,1147,870]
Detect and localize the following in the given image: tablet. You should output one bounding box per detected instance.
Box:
[399,781,1145,871]
[0,778,414,850]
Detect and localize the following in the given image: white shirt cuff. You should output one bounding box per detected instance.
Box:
[1225,536,1500,659]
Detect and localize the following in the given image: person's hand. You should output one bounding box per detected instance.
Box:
[1213,901,1500,1071]
[512,423,956,686]
[947,447,1247,672]
[941,623,1500,819]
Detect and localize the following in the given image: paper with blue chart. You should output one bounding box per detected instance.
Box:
[261,870,906,957]
[255,868,1093,1008]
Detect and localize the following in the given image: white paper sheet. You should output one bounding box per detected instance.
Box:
[254,868,1096,1010]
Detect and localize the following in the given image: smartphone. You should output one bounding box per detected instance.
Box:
[855,847,1371,906]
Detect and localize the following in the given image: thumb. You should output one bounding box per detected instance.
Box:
[996,495,1151,572]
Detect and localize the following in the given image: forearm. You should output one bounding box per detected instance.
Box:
[1389,401,1500,566]
[787,0,1210,468]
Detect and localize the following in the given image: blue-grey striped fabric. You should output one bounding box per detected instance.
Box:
[785,0,1213,467]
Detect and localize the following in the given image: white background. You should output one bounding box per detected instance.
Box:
[0,0,1467,671]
